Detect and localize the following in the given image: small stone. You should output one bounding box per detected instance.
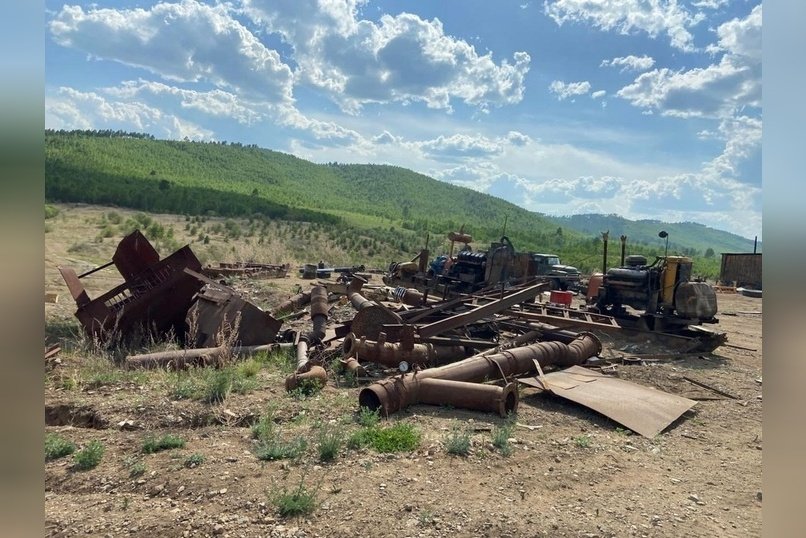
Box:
[688,494,700,503]
[219,488,227,495]
[212,523,224,535]
[756,491,762,501]
[177,486,185,494]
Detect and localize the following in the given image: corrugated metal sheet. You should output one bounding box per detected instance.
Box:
[720,253,762,288]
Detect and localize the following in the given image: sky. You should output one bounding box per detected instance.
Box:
[44,0,762,240]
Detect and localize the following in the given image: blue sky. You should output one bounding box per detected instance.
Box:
[45,0,762,239]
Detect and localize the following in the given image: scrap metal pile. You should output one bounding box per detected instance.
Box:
[60,231,709,438]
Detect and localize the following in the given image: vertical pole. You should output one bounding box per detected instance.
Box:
[601,231,609,274]
[753,236,758,254]
[620,235,627,266]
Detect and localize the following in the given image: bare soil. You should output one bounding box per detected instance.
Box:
[45,206,762,538]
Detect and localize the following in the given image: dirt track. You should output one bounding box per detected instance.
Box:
[45,280,762,538]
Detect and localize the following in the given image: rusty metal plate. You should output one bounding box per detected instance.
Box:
[520,366,696,438]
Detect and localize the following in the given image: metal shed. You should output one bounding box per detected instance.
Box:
[719,253,762,289]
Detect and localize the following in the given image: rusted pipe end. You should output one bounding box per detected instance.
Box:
[285,365,327,392]
[566,332,602,364]
[310,286,329,319]
[342,332,358,358]
[340,357,366,377]
[358,378,410,415]
[499,382,519,417]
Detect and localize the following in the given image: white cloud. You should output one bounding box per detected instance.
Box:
[591,90,607,99]
[417,133,503,159]
[49,1,294,104]
[691,0,730,9]
[617,5,760,119]
[104,80,267,125]
[242,0,530,113]
[549,80,591,100]
[46,87,213,140]
[506,131,531,146]
[544,0,703,51]
[600,54,655,72]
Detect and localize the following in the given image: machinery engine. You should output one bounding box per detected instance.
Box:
[596,256,717,325]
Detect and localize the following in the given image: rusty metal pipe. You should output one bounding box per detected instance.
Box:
[359,378,518,417]
[125,343,294,370]
[347,275,374,311]
[274,290,312,316]
[309,285,328,342]
[295,339,310,372]
[285,365,328,392]
[358,334,601,415]
[343,332,464,367]
[340,357,367,377]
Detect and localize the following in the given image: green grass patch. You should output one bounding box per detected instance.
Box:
[348,423,420,453]
[45,433,76,461]
[356,407,380,428]
[574,434,592,448]
[142,434,186,454]
[73,440,104,470]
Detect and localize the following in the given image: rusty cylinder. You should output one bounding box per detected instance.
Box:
[358,334,601,415]
[347,276,374,311]
[274,290,312,316]
[340,357,367,377]
[309,285,329,341]
[342,332,465,368]
[295,339,309,372]
[285,365,327,392]
[363,377,518,417]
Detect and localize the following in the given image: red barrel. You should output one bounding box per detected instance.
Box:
[549,290,573,307]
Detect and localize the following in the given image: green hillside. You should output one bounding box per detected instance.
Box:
[553,214,759,256]
[45,129,744,278]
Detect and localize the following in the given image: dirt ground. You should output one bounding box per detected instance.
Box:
[44,208,762,538]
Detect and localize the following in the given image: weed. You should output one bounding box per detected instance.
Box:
[316,425,344,462]
[252,413,277,445]
[574,434,592,448]
[348,423,420,453]
[614,427,633,436]
[444,427,472,457]
[418,509,435,526]
[288,378,324,399]
[255,438,307,461]
[121,497,130,510]
[128,460,146,478]
[142,434,186,454]
[270,476,318,518]
[202,369,233,403]
[237,358,262,378]
[184,453,205,468]
[257,348,297,375]
[73,440,104,470]
[45,433,76,461]
[356,406,380,428]
[170,371,201,400]
[491,422,515,456]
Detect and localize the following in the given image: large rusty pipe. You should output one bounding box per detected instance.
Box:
[309,285,329,341]
[358,334,601,415]
[274,290,312,316]
[342,332,464,367]
[347,276,374,311]
[359,378,518,417]
[285,365,328,392]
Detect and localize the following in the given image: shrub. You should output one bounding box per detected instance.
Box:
[574,434,591,448]
[270,477,318,518]
[255,438,307,461]
[444,427,471,456]
[203,369,233,403]
[491,422,514,456]
[356,407,380,428]
[316,425,344,462]
[45,434,76,461]
[184,454,205,468]
[142,434,185,454]
[73,440,104,470]
[45,204,59,219]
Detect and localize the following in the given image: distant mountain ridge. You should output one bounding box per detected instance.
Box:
[45,130,752,275]
[552,214,760,255]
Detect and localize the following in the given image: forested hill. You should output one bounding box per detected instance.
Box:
[553,214,759,255]
[45,130,748,275]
